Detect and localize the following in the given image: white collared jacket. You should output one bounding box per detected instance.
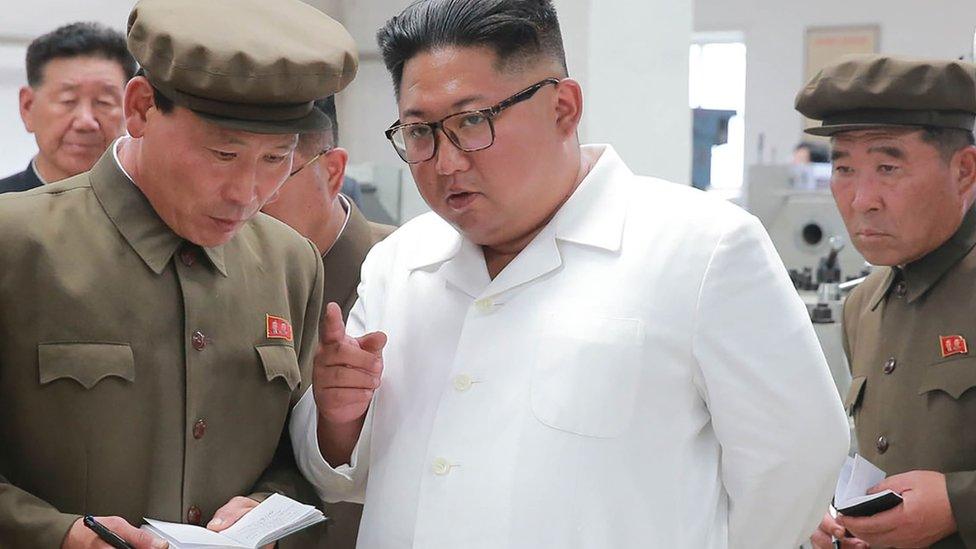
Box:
[292,144,849,548]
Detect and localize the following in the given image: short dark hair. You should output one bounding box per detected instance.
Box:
[26,22,136,87]
[920,127,976,163]
[795,141,830,163]
[377,0,567,97]
[297,96,339,157]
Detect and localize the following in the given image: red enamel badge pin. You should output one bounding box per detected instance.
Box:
[267,315,294,342]
[940,335,968,358]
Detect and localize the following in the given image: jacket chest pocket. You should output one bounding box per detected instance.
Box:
[918,358,976,401]
[530,314,644,438]
[38,342,135,389]
[256,344,301,392]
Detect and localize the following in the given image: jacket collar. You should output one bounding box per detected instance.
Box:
[90,144,227,276]
[323,198,373,303]
[869,205,976,309]
[405,144,628,297]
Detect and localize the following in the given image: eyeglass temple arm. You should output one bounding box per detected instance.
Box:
[491,78,561,115]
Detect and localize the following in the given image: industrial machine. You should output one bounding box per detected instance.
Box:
[745,163,867,280]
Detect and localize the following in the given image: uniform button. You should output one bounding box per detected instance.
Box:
[186,505,202,525]
[453,374,473,392]
[193,419,207,440]
[432,457,451,476]
[180,248,196,267]
[191,331,207,351]
[894,281,907,298]
[876,435,889,454]
[474,298,494,313]
[883,357,897,375]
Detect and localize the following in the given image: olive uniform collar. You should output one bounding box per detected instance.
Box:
[869,205,976,309]
[90,147,228,276]
[322,197,373,303]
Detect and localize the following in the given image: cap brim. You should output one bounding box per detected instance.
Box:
[193,107,330,134]
[804,122,932,137]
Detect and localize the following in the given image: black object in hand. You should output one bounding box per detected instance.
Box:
[83,515,136,549]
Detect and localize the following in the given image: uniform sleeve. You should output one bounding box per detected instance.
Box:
[946,471,976,547]
[0,220,81,545]
[0,475,80,547]
[249,241,325,502]
[691,214,850,548]
[291,388,372,504]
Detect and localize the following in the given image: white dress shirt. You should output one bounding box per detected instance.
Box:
[292,145,849,548]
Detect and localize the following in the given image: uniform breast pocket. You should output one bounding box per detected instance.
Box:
[256,344,302,392]
[38,342,135,390]
[918,358,976,401]
[530,314,645,438]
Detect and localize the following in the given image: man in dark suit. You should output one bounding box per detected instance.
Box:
[262,95,394,549]
[0,22,136,194]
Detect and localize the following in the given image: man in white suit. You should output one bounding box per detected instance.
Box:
[291,0,850,547]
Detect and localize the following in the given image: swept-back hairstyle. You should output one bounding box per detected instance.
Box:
[377,0,567,97]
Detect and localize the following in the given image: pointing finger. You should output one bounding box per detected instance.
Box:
[321,302,346,345]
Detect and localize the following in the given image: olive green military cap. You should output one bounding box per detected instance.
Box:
[796,54,976,136]
[127,0,358,134]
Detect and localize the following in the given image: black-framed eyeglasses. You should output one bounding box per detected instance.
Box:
[384,78,561,164]
[288,147,333,179]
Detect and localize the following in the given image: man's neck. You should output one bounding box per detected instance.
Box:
[311,196,349,256]
[482,146,599,279]
[33,154,70,184]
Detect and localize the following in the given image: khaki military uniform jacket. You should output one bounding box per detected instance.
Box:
[0,150,324,547]
[844,207,976,548]
[317,199,393,549]
[325,198,396,319]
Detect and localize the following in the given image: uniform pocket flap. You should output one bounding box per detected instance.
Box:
[844,376,866,414]
[918,358,976,399]
[38,342,135,389]
[256,344,301,391]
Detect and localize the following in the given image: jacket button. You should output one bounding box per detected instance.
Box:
[453,374,473,392]
[186,505,202,525]
[432,457,451,476]
[894,281,907,298]
[192,331,207,351]
[193,419,207,440]
[883,357,897,375]
[180,248,196,267]
[876,435,889,454]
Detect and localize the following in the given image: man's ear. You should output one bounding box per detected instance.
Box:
[553,78,583,138]
[19,86,35,133]
[954,145,976,199]
[124,76,156,138]
[323,147,349,202]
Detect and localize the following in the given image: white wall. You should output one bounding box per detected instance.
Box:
[556,0,693,183]
[331,0,413,169]
[695,0,976,172]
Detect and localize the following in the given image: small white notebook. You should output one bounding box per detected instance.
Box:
[833,454,903,517]
[141,493,326,549]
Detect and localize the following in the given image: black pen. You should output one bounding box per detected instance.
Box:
[83,515,135,549]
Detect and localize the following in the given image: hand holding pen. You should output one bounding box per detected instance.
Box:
[60,515,168,549]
